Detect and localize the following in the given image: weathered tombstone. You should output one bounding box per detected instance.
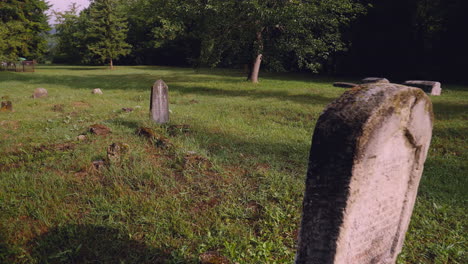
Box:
[333,82,358,88]
[107,143,129,166]
[150,80,169,124]
[296,83,433,264]
[362,77,390,84]
[403,80,441,96]
[92,88,103,95]
[33,88,48,98]
[0,101,13,112]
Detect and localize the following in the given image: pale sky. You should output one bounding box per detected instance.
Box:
[47,0,91,24]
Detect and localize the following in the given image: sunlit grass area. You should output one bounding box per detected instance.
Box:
[0,65,466,263]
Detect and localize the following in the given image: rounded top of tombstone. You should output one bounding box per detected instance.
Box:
[323,83,433,154]
[153,79,168,89]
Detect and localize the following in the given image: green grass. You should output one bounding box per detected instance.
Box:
[0,65,466,263]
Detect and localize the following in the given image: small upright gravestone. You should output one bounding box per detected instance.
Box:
[92,88,103,95]
[33,88,48,98]
[0,101,13,112]
[150,80,169,124]
[403,80,441,96]
[296,83,433,264]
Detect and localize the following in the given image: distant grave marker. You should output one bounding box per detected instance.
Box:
[150,80,169,124]
[296,83,433,264]
[362,77,390,84]
[403,80,441,96]
[0,101,13,112]
[33,88,48,99]
[92,88,103,94]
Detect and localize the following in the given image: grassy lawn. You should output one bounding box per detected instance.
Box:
[0,65,466,263]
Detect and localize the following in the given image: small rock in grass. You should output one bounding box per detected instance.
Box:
[89,124,111,136]
[92,160,105,170]
[76,135,87,141]
[92,88,103,95]
[0,101,13,112]
[33,88,48,99]
[200,251,231,264]
[107,143,130,165]
[122,107,134,112]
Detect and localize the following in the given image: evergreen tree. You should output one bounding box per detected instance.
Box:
[0,0,50,61]
[53,4,87,63]
[86,0,131,69]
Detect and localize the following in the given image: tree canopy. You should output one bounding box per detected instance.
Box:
[52,0,367,78]
[47,0,467,82]
[0,0,50,61]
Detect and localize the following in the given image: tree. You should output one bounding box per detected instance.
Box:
[53,3,88,63]
[0,0,50,61]
[183,0,367,83]
[120,0,186,65]
[86,0,131,69]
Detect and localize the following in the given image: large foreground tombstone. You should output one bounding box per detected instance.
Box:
[150,80,169,124]
[296,83,433,264]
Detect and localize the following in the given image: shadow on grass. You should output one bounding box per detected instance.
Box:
[0,231,14,263]
[432,101,468,121]
[38,67,108,71]
[0,71,335,105]
[30,225,186,264]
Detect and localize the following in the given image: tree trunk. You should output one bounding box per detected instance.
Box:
[249,54,262,83]
[110,58,113,70]
[248,30,264,83]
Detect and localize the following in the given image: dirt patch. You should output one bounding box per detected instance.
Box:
[167,124,191,137]
[255,163,271,174]
[10,215,49,242]
[52,104,65,112]
[0,120,20,130]
[72,101,90,108]
[0,143,76,172]
[89,124,111,136]
[182,154,215,173]
[192,197,220,214]
[199,251,231,264]
[35,143,76,152]
[0,162,23,172]
[136,127,171,148]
